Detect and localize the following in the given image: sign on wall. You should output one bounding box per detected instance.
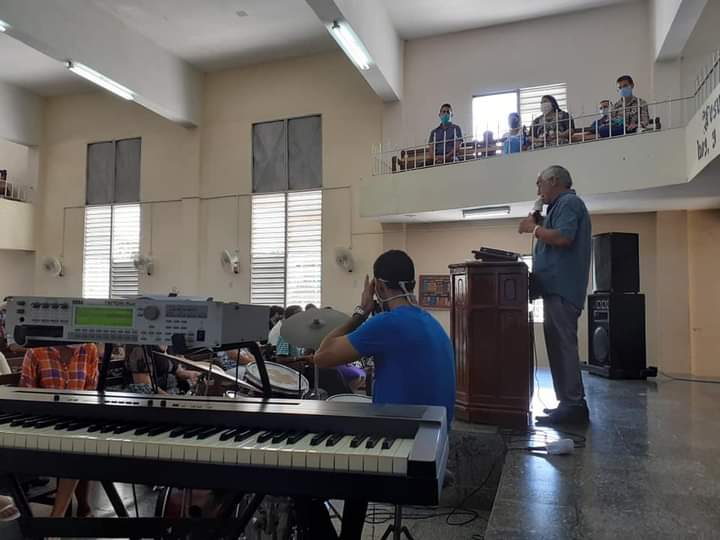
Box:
[418,274,451,309]
[687,82,720,180]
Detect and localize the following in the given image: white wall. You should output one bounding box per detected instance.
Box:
[0,81,42,146]
[383,1,653,149]
[0,138,38,187]
[653,0,684,58]
[0,250,35,300]
[0,199,34,251]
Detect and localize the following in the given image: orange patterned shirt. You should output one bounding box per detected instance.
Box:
[19,344,99,390]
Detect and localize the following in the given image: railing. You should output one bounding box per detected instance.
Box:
[371,96,693,176]
[693,48,720,118]
[0,179,34,203]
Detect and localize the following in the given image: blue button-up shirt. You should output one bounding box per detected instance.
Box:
[429,123,462,157]
[533,190,592,310]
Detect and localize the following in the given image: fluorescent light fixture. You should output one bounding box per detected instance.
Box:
[0,19,10,32]
[462,205,511,219]
[66,61,134,101]
[330,21,371,71]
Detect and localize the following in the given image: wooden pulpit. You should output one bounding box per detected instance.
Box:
[449,261,532,427]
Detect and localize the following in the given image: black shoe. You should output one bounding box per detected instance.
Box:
[535,405,589,426]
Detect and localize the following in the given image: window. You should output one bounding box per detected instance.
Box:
[251,190,322,307]
[472,83,567,144]
[82,204,141,299]
[472,91,519,142]
[521,255,544,323]
[519,83,568,128]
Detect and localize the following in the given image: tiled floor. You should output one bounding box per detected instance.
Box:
[3,368,720,539]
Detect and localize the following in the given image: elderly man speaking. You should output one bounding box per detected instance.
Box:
[518,165,592,426]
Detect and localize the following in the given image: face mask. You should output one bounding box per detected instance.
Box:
[509,116,520,129]
[541,103,553,115]
[375,279,415,312]
[600,107,609,115]
[618,87,633,98]
[440,113,451,125]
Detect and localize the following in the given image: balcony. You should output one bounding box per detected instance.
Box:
[362,95,720,222]
[0,180,35,251]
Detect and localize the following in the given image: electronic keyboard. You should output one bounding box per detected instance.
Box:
[0,387,449,505]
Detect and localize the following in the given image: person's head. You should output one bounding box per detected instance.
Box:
[284,305,302,319]
[439,103,453,125]
[617,75,634,98]
[269,305,284,324]
[599,99,610,115]
[536,165,573,204]
[304,303,317,311]
[540,95,560,116]
[372,250,416,311]
[508,112,521,129]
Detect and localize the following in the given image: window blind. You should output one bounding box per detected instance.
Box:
[110,204,141,298]
[251,193,287,306]
[82,206,112,299]
[286,190,322,307]
[519,83,568,128]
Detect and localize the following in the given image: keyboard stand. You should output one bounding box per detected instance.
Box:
[380,505,415,540]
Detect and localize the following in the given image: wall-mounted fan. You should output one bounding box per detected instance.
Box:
[133,253,154,276]
[42,256,64,277]
[221,249,240,274]
[334,247,354,273]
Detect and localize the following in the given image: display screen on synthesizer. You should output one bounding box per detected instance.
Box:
[74,306,135,328]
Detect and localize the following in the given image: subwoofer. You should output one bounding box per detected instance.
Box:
[587,293,647,379]
[593,232,639,293]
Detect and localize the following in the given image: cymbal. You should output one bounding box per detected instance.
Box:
[280,308,350,349]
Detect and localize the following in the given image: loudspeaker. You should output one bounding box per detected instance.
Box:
[587,293,647,379]
[593,233,639,293]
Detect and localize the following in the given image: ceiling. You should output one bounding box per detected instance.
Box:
[0,33,91,96]
[90,0,334,72]
[385,0,635,40]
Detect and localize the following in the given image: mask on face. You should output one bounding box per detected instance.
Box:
[618,86,633,98]
[541,102,553,115]
[599,107,609,116]
[440,113,451,125]
[509,115,520,129]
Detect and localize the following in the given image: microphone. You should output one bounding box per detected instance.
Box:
[532,197,544,224]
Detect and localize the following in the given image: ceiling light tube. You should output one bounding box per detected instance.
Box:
[66,61,135,101]
[462,205,511,219]
[0,19,10,32]
[330,21,371,71]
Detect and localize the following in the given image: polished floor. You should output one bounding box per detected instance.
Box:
[2,368,720,539]
[485,369,720,540]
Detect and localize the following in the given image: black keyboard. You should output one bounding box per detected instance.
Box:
[0,387,448,505]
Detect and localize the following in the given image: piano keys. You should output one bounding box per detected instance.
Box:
[0,386,449,506]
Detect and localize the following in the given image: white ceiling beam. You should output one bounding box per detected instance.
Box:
[0,0,202,126]
[653,0,708,61]
[305,0,403,102]
[0,80,41,146]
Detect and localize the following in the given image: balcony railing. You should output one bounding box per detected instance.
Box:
[372,96,693,176]
[0,180,34,203]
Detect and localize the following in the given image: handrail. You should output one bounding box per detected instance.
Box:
[0,180,34,203]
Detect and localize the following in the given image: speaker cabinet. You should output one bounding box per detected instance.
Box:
[593,232,639,293]
[587,293,647,379]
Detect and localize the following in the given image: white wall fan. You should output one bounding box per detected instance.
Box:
[334,247,355,273]
[221,249,240,274]
[42,256,64,277]
[133,253,154,276]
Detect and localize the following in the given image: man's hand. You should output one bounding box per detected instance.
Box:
[360,275,376,315]
[178,368,199,385]
[518,214,537,234]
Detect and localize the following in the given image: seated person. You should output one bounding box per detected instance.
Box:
[275,305,305,360]
[502,113,527,154]
[20,344,99,519]
[314,250,455,423]
[268,305,284,332]
[612,74,649,133]
[125,344,198,394]
[532,95,574,145]
[585,99,624,138]
[479,130,497,155]
[428,103,463,163]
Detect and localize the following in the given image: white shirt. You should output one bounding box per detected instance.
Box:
[268,320,283,346]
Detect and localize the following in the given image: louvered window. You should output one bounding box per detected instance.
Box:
[82,204,141,299]
[251,190,322,307]
[519,83,568,127]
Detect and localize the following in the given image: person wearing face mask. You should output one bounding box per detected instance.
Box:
[428,103,463,164]
[611,75,649,133]
[532,95,574,147]
[584,99,623,139]
[502,112,527,154]
[313,250,455,424]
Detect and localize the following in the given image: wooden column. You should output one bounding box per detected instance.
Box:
[449,261,532,427]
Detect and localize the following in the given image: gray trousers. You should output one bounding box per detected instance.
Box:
[543,295,586,405]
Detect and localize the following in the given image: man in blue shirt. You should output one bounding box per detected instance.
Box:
[428,103,463,164]
[313,250,456,425]
[518,165,591,426]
